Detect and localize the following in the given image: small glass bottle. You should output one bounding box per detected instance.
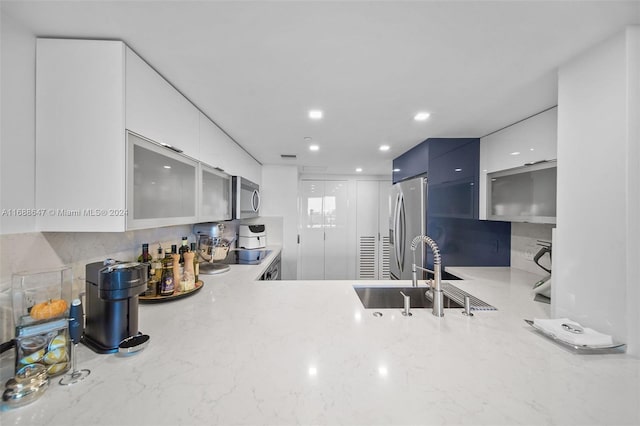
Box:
[138,243,154,296]
[178,237,189,264]
[137,243,151,263]
[146,248,158,297]
[160,249,175,296]
[153,245,163,296]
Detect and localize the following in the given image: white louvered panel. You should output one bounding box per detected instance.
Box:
[358,236,377,279]
[380,236,390,279]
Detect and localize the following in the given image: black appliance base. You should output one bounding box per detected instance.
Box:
[81,334,118,354]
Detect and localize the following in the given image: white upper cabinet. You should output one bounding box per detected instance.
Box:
[36,39,127,231]
[127,133,199,230]
[126,49,199,159]
[199,163,232,222]
[198,112,261,185]
[480,107,557,173]
[35,38,259,231]
[479,107,557,220]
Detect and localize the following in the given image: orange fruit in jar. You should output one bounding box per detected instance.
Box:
[30,299,67,320]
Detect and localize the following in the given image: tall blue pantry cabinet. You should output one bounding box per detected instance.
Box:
[393,138,511,272]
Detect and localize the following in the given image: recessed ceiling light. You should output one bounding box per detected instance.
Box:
[308,110,323,120]
[392,168,401,172]
[163,165,171,169]
[414,112,430,121]
[304,137,312,142]
[510,151,521,156]
[309,144,319,151]
[355,167,363,172]
[379,145,390,152]
[454,168,462,172]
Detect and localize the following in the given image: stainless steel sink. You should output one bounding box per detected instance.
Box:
[353,286,463,309]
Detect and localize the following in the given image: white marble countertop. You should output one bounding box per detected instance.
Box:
[2,256,639,425]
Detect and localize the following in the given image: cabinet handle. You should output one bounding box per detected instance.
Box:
[160,142,183,153]
[524,159,556,166]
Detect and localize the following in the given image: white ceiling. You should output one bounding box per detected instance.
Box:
[3,0,639,176]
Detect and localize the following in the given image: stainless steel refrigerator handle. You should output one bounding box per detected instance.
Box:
[393,192,402,272]
[398,193,406,272]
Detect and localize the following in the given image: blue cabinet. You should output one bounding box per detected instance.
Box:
[428,138,478,184]
[427,139,479,220]
[392,141,429,183]
[392,137,510,270]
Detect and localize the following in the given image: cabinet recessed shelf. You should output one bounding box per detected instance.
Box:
[487,162,557,224]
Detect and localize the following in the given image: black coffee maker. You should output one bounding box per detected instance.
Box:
[83,260,148,354]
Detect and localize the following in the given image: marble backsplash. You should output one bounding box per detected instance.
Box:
[510,222,554,275]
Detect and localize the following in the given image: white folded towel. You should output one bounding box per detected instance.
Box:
[533,318,614,347]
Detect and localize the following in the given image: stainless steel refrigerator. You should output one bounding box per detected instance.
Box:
[389,176,427,280]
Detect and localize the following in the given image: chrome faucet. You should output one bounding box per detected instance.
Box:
[410,235,444,317]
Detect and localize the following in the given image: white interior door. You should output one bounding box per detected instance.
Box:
[298,180,349,280]
[299,180,325,279]
[323,181,349,280]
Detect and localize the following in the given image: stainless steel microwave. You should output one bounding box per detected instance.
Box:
[232,176,260,219]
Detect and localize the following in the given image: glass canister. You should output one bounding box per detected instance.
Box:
[11,266,73,377]
[14,318,70,377]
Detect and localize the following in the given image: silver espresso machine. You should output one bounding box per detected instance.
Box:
[83,260,148,354]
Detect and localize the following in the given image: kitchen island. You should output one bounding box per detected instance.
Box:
[2,249,639,425]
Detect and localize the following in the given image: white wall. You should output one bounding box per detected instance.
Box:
[555,26,640,356]
[257,165,299,279]
[1,9,37,234]
[626,26,640,360]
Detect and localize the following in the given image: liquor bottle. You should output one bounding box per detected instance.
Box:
[190,242,199,283]
[154,245,163,283]
[178,237,189,264]
[137,243,154,296]
[160,249,175,296]
[137,243,151,263]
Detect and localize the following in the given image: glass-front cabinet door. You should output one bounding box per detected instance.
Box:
[200,164,232,222]
[127,132,198,229]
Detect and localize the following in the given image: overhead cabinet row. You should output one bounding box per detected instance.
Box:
[35,38,260,232]
[392,108,558,224]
